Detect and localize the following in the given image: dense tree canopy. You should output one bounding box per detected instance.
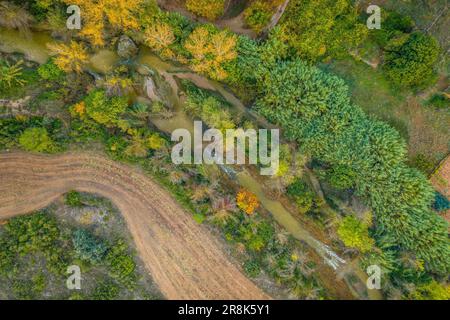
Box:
[254,60,449,274]
[383,32,440,89]
[275,0,367,61]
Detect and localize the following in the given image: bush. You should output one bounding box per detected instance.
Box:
[83,89,128,127]
[37,59,64,81]
[18,127,55,153]
[243,1,273,34]
[383,32,440,89]
[106,240,136,286]
[337,216,374,253]
[72,229,108,264]
[433,192,450,212]
[92,280,120,300]
[185,0,225,20]
[275,0,367,61]
[286,179,315,213]
[427,93,449,110]
[65,191,83,207]
[371,10,414,47]
[243,259,261,278]
[409,281,450,300]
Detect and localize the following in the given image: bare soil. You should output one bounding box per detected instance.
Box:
[0,151,270,300]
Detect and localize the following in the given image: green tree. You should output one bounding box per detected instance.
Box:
[37,59,64,81]
[18,127,55,153]
[276,0,367,61]
[84,89,128,127]
[337,216,374,253]
[254,59,450,274]
[72,229,108,264]
[383,32,440,89]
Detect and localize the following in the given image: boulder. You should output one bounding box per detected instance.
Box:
[117,35,138,59]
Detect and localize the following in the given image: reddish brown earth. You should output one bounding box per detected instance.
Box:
[0,151,270,300]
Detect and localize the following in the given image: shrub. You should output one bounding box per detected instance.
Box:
[243,259,261,278]
[37,59,64,81]
[276,0,367,61]
[337,216,374,253]
[0,59,26,89]
[433,192,450,212]
[383,32,440,89]
[286,179,315,213]
[65,191,83,207]
[18,127,55,153]
[72,229,108,264]
[243,1,273,34]
[409,281,450,300]
[184,26,237,80]
[325,165,357,190]
[427,93,449,109]
[185,0,225,20]
[371,10,414,47]
[84,89,128,127]
[92,280,120,300]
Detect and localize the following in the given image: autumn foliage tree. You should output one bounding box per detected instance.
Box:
[236,190,259,215]
[143,22,176,58]
[62,0,143,46]
[47,41,89,73]
[184,26,237,80]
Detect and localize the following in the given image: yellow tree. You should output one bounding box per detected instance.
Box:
[47,41,89,73]
[184,26,237,80]
[185,0,225,20]
[63,0,143,46]
[143,22,176,58]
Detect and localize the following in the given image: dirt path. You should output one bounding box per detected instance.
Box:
[0,151,269,300]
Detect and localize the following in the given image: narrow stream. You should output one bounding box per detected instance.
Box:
[0,27,381,299]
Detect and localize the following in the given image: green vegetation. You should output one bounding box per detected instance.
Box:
[253,59,449,274]
[185,0,225,20]
[433,192,450,212]
[83,89,129,127]
[243,1,273,34]
[286,179,316,214]
[0,0,448,300]
[337,216,374,253]
[0,59,26,89]
[183,80,236,131]
[0,197,158,300]
[383,32,440,89]
[275,0,367,61]
[37,59,65,81]
[18,127,55,152]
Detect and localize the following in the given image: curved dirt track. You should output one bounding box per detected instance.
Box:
[0,151,269,300]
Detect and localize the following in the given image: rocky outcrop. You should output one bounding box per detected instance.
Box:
[117,35,138,59]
